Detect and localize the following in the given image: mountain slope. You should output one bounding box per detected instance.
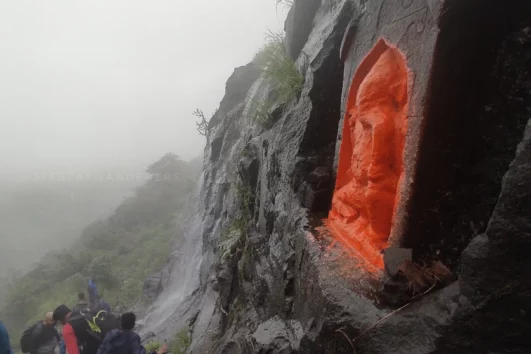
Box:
[0,153,200,347]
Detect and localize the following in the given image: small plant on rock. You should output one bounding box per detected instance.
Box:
[192,109,217,138]
[246,97,275,129]
[248,30,303,130]
[192,109,208,137]
[145,341,163,353]
[219,226,244,261]
[218,176,252,261]
[170,327,191,354]
[253,30,303,100]
[259,30,303,102]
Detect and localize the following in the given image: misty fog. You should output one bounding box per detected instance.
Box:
[0,0,287,287]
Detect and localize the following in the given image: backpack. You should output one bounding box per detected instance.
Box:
[82,310,120,342]
[20,321,40,353]
[69,310,120,350]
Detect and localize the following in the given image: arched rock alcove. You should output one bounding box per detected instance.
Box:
[326,39,409,271]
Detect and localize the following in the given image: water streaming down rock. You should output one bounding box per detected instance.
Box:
[241,76,269,126]
[139,173,205,338]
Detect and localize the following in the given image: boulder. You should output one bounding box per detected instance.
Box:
[252,316,304,353]
[143,273,163,302]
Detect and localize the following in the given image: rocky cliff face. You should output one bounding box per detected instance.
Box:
[146,1,531,353]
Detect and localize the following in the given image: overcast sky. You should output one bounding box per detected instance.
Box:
[0,0,288,180]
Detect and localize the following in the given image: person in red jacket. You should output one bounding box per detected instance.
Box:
[52,305,101,354]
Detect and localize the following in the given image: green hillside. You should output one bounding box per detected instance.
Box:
[0,153,200,346]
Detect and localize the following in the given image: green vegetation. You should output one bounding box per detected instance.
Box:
[0,153,200,346]
[219,222,245,261]
[218,175,252,261]
[249,30,303,128]
[234,177,252,222]
[258,31,303,102]
[219,172,255,328]
[170,327,191,354]
[145,341,163,353]
[246,97,275,129]
[143,327,190,354]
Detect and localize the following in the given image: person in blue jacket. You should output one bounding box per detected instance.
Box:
[96,313,166,354]
[0,321,14,354]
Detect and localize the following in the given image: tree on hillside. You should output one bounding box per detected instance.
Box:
[192,109,209,137]
[147,153,184,176]
[108,153,194,231]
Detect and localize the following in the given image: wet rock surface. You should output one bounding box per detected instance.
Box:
[433,118,531,353]
[382,248,412,277]
[252,316,304,353]
[404,0,531,270]
[144,0,531,353]
[284,0,321,60]
[143,273,163,301]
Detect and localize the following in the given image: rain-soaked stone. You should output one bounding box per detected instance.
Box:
[383,247,412,277]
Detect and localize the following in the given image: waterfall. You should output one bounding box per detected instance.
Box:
[139,172,205,336]
[137,74,269,341]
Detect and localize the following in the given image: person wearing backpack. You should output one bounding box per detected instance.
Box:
[85,280,111,315]
[90,299,111,315]
[72,292,89,313]
[52,304,119,354]
[20,312,60,354]
[0,321,14,354]
[96,313,167,354]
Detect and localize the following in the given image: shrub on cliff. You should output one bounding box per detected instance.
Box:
[170,327,191,354]
[192,109,217,139]
[249,31,303,129]
[219,226,244,261]
[145,341,163,353]
[255,31,303,102]
[246,97,275,129]
[144,327,190,354]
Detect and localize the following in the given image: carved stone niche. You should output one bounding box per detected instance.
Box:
[325,0,443,274]
[326,39,409,271]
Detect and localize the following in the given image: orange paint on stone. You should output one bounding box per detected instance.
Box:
[326,40,409,271]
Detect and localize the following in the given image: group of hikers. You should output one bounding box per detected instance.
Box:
[0,281,168,354]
